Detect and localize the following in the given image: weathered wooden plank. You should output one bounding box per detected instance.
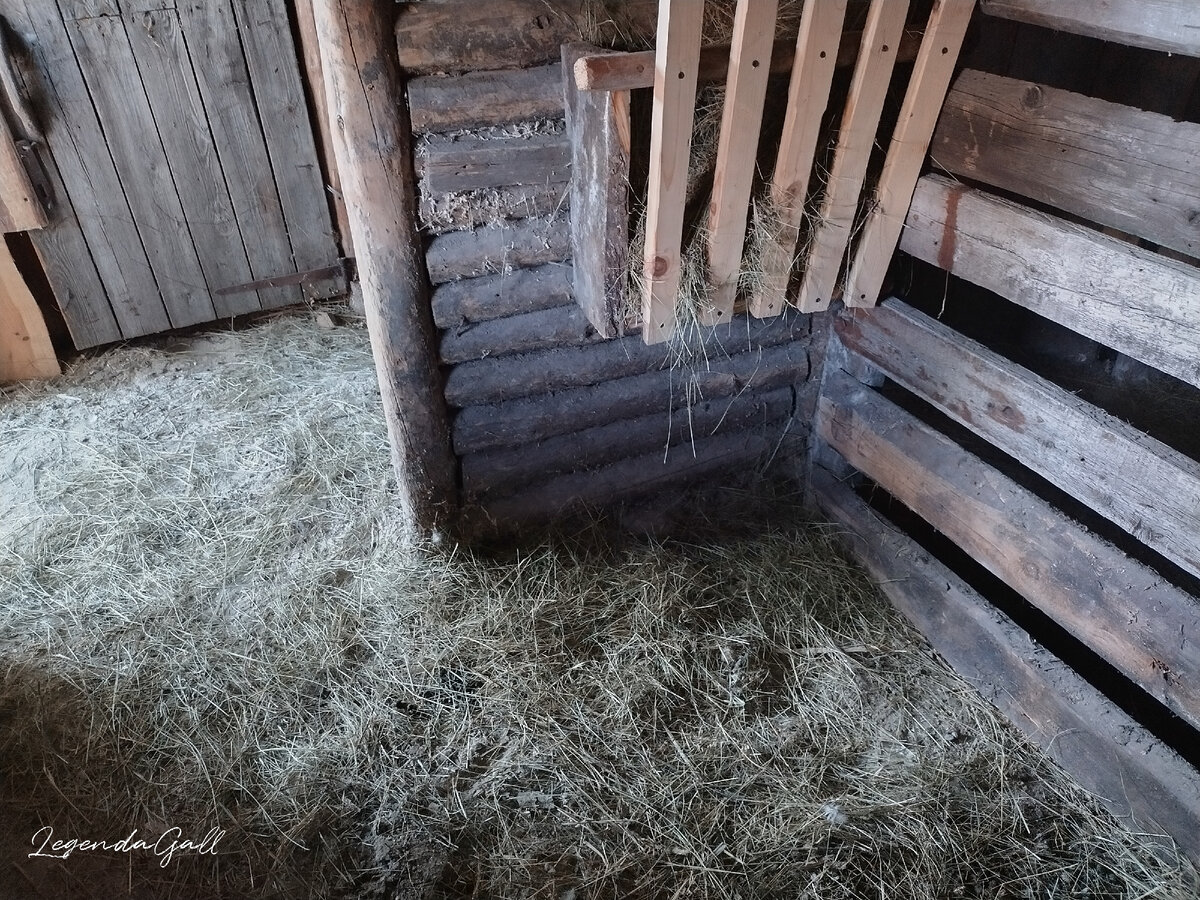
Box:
[63,3,215,329]
[416,132,571,193]
[563,43,628,340]
[979,0,1200,58]
[446,310,806,406]
[843,0,976,308]
[641,0,704,345]
[431,263,573,327]
[425,217,571,284]
[0,112,45,232]
[749,0,848,319]
[837,299,1200,582]
[0,238,59,380]
[9,0,168,339]
[454,337,809,453]
[901,175,1200,390]
[794,0,909,313]
[812,470,1200,870]
[408,63,564,133]
[123,6,258,319]
[463,384,795,496]
[419,183,569,235]
[703,0,778,324]
[440,303,601,364]
[817,372,1200,731]
[233,0,342,301]
[931,70,1200,259]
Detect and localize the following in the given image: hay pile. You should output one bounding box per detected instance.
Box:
[0,315,1194,899]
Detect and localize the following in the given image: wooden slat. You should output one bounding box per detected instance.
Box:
[812,470,1200,869]
[63,2,215,329]
[793,0,909,313]
[408,63,564,133]
[843,0,975,308]
[0,113,46,232]
[837,299,1200,582]
[0,238,59,380]
[416,132,571,193]
[641,0,704,345]
[817,371,1200,731]
[562,44,629,340]
[431,263,573,328]
[932,70,1200,259]
[123,7,259,319]
[425,218,571,284]
[703,0,778,324]
[901,175,1200,390]
[440,303,601,364]
[979,0,1200,58]
[749,0,847,319]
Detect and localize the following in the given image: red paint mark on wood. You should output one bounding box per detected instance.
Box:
[938,184,965,271]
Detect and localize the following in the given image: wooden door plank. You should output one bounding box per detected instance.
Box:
[0,111,46,232]
[794,0,909,313]
[703,0,778,324]
[812,470,1200,870]
[408,62,566,133]
[123,6,259,319]
[979,0,1200,58]
[641,0,704,345]
[837,299,1200,583]
[817,371,1200,732]
[844,0,975,308]
[232,0,342,301]
[932,70,1200,259]
[62,2,215,329]
[0,238,59,380]
[901,174,1200,390]
[749,0,847,318]
[177,1,301,310]
[7,0,167,340]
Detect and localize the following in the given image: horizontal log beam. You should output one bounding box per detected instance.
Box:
[440,302,602,364]
[425,217,570,283]
[431,262,573,327]
[416,133,570,193]
[408,62,564,133]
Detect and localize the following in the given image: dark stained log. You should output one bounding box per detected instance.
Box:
[407,63,565,132]
[812,469,1200,870]
[462,385,795,496]
[425,216,571,283]
[313,0,457,534]
[431,263,573,327]
[416,132,571,193]
[453,337,811,453]
[440,303,602,364]
[817,372,1200,731]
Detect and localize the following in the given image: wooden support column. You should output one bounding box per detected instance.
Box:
[312,0,458,536]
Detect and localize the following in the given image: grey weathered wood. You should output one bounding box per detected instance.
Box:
[233,0,342,301]
[425,217,571,283]
[313,0,457,534]
[562,43,628,339]
[178,0,301,309]
[812,469,1200,870]
[933,70,1200,259]
[416,132,570,193]
[431,262,573,327]
[836,299,1200,583]
[123,6,258,318]
[463,385,795,496]
[901,175,1200,390]
[6,0,167,340]
[408,63,564,133]
[445,311,807,407]
[440,303,601,364]
[454,337,811,453]
[63,2,214,329]
[979,0,1200,58]
[817,371,1200,731]
[419,182,568,235]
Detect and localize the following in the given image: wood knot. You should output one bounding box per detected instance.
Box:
[649,255,669,278]
[1021,84,1044,110]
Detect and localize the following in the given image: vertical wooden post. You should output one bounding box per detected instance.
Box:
[311,0,458,536]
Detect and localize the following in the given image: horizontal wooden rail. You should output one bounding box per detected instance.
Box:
[900,175,1200,390]
[817,370,1200,732]
[407,63,564,133]
[426,218,571,283]
[431,263,573,328]
[440,303,601,363]
[416,133,570,193]
[979,0,1200,58]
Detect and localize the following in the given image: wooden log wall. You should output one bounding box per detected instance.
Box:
[400,1,816,527]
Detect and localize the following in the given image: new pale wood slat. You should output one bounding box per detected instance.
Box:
[702,0,778,324]
[750,0,847,318]
[980,0,1200,58]
[641,0,704,345]
[794,0,909,313]
[901,174,1200,390]
[0,239,59,381]
[431,263,574,328]
[843,0,975,308]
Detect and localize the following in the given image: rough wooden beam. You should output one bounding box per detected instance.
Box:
[408,63,565,133]
[440,303,601,364]
[425,218,571,284]
[416,132,571,193]
[431,263,573,328]
[0,114,46,233]
[313,0,457,535]
[979,0,1200,58]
